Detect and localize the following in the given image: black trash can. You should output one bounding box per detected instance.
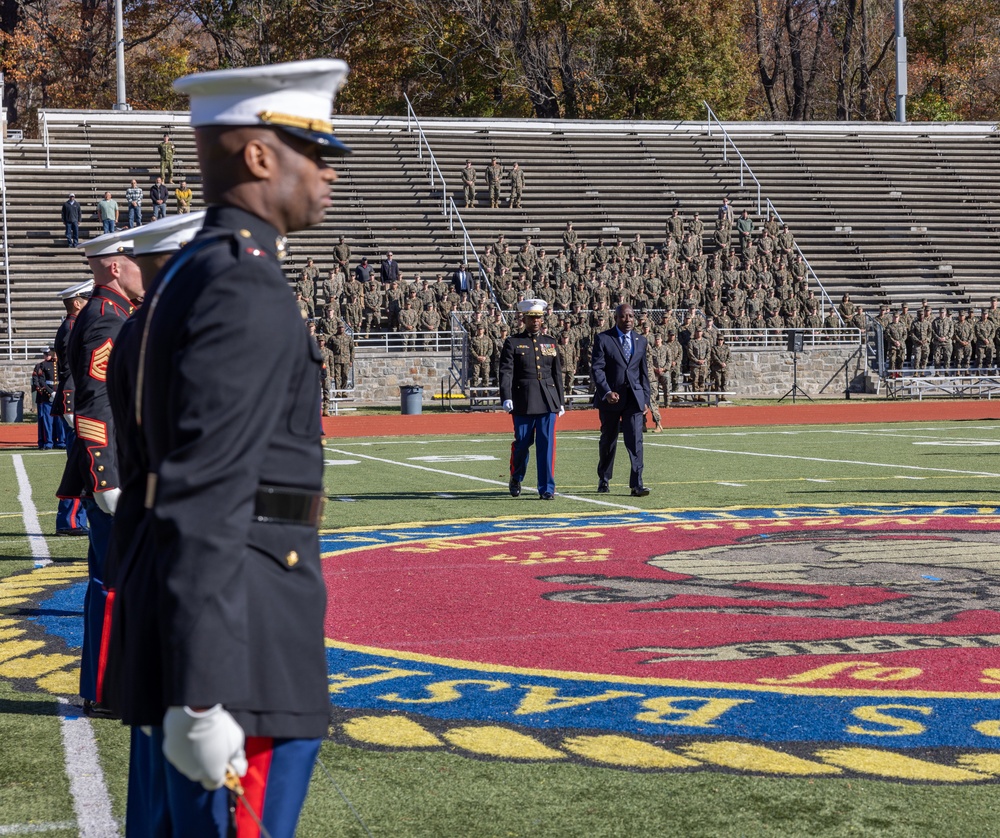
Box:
[400,385,423,415]
[0,391,24,423]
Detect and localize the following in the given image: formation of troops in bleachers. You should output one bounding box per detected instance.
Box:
[864,296,1000,375]
[290,198,832,400]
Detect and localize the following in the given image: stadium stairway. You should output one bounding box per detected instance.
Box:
[1,112,999,351]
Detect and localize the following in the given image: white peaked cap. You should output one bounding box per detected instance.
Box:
[517,299,547,314]
[57,279,95,300]
[81,229,134,258]
[130,211,207,256]
[173,59,351,156]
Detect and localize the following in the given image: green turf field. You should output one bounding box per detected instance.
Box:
[4,420,1000,836]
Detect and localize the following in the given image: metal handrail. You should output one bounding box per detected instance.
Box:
[762,197,841,323]
[704,102,762,214]
[404,94,449,215]
[705,102,843,327]
[0,84,11,358]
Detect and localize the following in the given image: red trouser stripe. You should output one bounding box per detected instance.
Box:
[550,416,558,477]
[237,737,275,837]
[95,588,115,703]
[71,498,81,529]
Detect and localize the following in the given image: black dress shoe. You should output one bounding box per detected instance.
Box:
[509,478,521,498]
[540,491,554,500]
[83,699,118,720]
[597,481,609,494]
[631,487,650,497]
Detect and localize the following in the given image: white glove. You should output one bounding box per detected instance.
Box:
[502,399,514,413]
[93,487,121,516]
[163,705,247,790]
[558,406,565,417]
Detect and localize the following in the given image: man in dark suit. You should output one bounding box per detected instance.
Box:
[499,299,564,499]
[452,261,471,294]
[591,303,651,496]
[380,250,400,284]
[61,193,82,247]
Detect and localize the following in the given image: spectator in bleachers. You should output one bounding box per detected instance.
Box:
[453,262,472,293]
[125,179,143,228]
[157,133,175,183]
[509,161,524,208]
[355,256,374,284]
[461,160,476,208]
[931,307,953,369]
[470,324,492,385]
[174,179,192,214]
[419,303,441,347]
[96,191,119,233]
[380,250,399,284]
[61,193,81,247]
[149,176,168,220]
[718,197,734,228]
[736,209,754,255]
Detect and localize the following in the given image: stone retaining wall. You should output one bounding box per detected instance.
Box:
[2,344,868,415]
[352,352,455,406]
[727,343,868,398]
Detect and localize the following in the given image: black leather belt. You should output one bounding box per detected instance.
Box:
[145,474,325,526]
[254,485,326,527]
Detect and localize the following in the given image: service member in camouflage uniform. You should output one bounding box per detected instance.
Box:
[469,325,493,387]
[645,333,666,431]
[486,158,503,208]
[931,308,954,370]
[398,298,418,350]
[508,162,525,208]
[709,334,731,398]
[461,160,476,208]
[686,327,711,394]
[884,312,908,371]
[975,310,997,370]
[910,309,932,372]
[951,310,974,372]
[329,321,354,394]
[333,235,351,281]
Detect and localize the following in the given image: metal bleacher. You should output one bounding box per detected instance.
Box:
[2,110,999,356]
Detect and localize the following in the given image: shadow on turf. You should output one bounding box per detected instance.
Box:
[0,695,59,717]
[327,491,514,500]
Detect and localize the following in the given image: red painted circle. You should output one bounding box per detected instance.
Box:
[324,514,1000,694]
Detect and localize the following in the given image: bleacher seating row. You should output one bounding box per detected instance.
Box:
[1,111,999,350]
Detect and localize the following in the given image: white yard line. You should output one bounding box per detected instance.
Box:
[12,455,51,568]
[56,700,118,838]
[325,446,643,511]
[10,455,117,837]
[641,441,1000,478]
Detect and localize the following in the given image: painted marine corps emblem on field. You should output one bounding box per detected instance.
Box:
[318,506,1000,782]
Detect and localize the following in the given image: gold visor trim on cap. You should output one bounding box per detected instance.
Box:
[258,110,334,134]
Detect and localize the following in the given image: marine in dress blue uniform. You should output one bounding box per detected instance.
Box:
[53,281,93,535]
[114,59,351,838]
[499,299,564,499]
[56,230,141,713]
[103,212,210,838]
